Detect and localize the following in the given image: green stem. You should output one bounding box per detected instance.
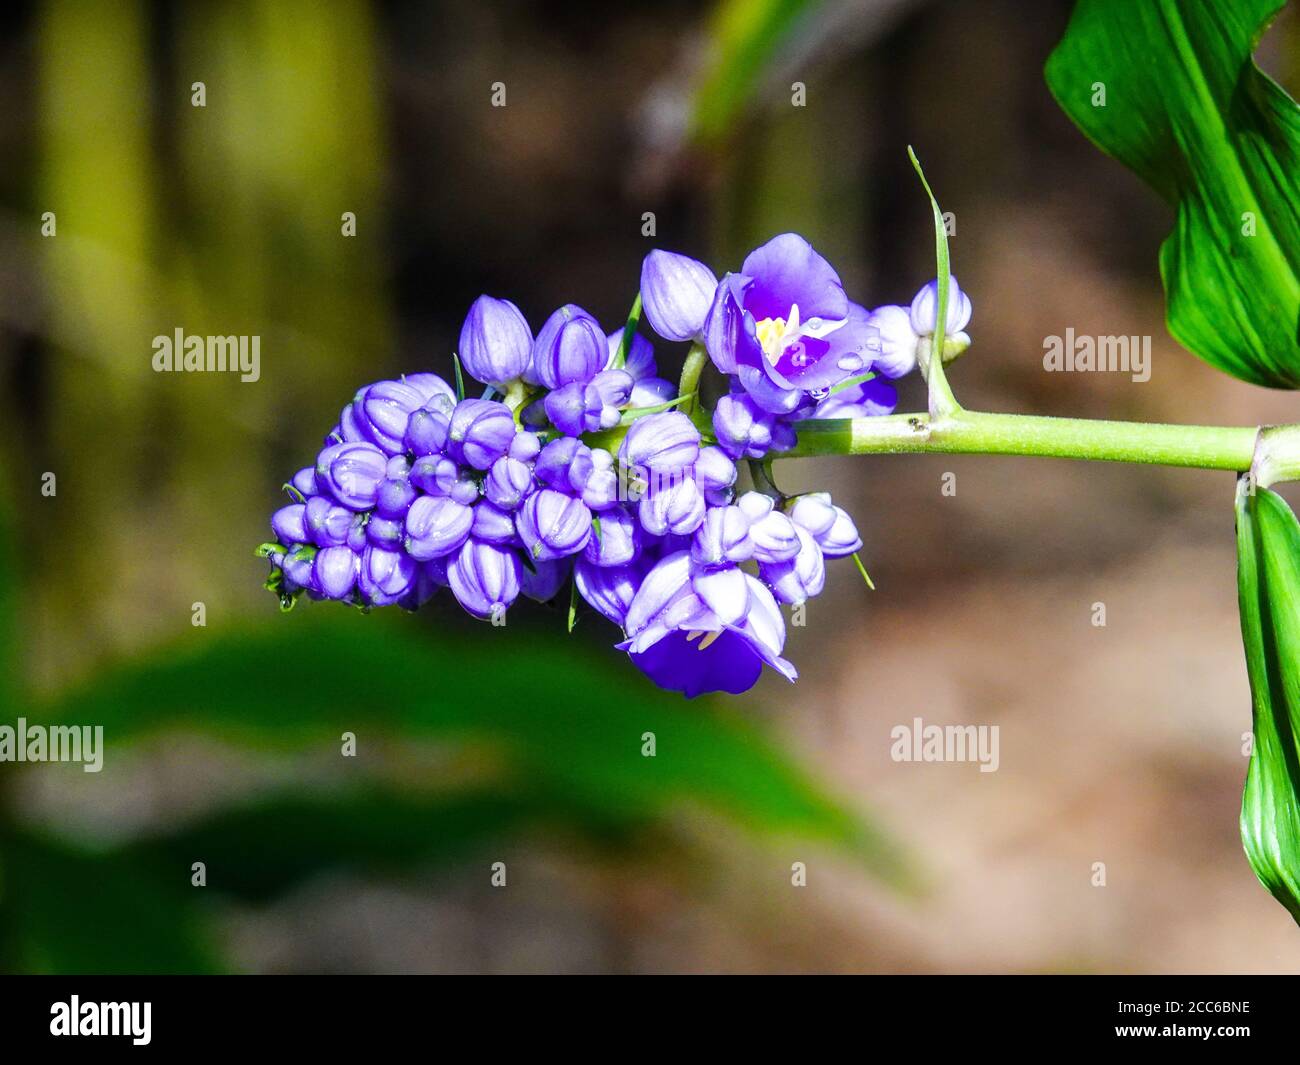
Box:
[748,457,783,500]
[678,342,709,418]
[784,409,1261,471]
[612,293,642,371]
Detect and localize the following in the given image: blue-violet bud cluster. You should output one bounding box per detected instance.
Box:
[261,233,972,697]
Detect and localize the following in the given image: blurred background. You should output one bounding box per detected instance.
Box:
[1,0,1299,973]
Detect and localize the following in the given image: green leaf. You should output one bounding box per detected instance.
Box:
[907,147,959,415]
[32,612,908,883]
[1235,481,1300,923]
[1046,0,1300,388]
[0,829,219,973]
[0,511,18,717]
[119,785,640,905]
[690,0,819,143]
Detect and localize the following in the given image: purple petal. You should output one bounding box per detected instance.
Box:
[740,233,848,324]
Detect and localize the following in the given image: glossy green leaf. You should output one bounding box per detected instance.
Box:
[1046,0,1300,388]
[1235,482,1300,923]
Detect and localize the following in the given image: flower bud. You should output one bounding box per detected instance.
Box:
[366,515,404,548]
[484,455,534,511]
[788,491,861,555]
[352,379,425,455]
[402,373,457,410]
[691,505,752,566]
[638,477,706,537]
[346,513,368,553]
[619,411,700,475]
[694,445,737,493]
[736,491,800,563]
[760,525,825,605]
[359,545,417,607]
[375,475,416,519]
[517,488,592,561]
[909,276,972,338]
[606,329,657,380]
[531,305,606,389]
[584,505,642,566]
[447,399,516,470]
[590,367,634,419]
[520,557,572,603]
[281,546,315,592]
[640,250,718,343]
[787,492,836,539]
[448,539,522,619]
[865,304,919,379]
[313,545,359,600]
[408,455,457,496]
[271,504,307,545]
[628,377,676,408]
[711,392,785,460]
[458,295,533,385]
[398,561,446,611]
[470,500,517,545]
[535,438,583,490]
[291,467,317,498]
[570,447,618,511]
[542,382,592,437]
[508,431,542,463]
[315,441,387,511]
[816,506,862,558]
[404,495,474,560]
[404,406,451,457]
[335,402,370,444]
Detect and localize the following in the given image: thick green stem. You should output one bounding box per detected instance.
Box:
[785,409,1261,471]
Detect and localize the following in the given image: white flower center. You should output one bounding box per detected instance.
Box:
[752,304,845,369]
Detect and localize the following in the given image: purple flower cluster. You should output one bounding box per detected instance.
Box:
[261,233,971,697]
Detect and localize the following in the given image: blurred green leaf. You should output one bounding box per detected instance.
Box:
[1235,481,1300,923]
[691,0,819,143]
[120,785,640,905]
[0,829,219,974]
[1046,0,1300,388]
[0,512,17,718]
[33,611,906,881]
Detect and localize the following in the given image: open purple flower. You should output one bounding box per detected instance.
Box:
[696,235,878,413]
[617,551,796,697]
